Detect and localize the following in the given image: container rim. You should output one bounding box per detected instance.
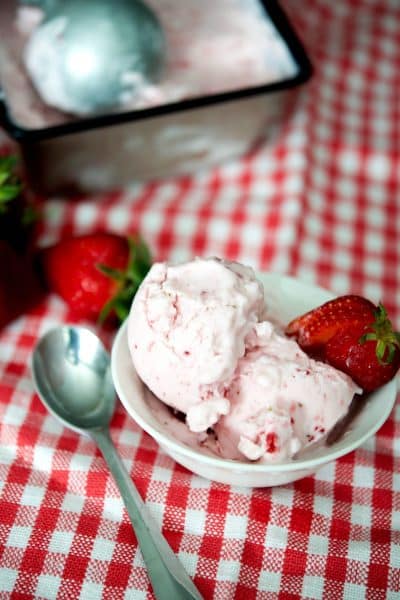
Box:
[0,0,312,143]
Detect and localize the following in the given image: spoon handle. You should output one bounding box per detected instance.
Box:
[91,429,203,600]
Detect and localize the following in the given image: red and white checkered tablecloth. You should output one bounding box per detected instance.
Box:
[1,0,399,598]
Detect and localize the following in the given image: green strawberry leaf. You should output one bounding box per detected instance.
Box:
[360,302,400,365]
[97,263,126,281]
[376,339,386,363]
[0,155,22,210]
[0,172,11,186]
[97,236,152,325]
[0,155,18,175]
[0,184,22,202]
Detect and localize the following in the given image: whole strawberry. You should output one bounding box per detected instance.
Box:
[40,233,151,323]
[0,240,44,331]
[286,295,400,392]
[0,155,38,254]
[0,155,44,331]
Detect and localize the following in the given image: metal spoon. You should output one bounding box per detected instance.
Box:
[31,326,202,600]
[21,0,165,115]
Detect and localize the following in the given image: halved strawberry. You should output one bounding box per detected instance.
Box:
[39,233,151,323]
[286,295,376,357]
[325,304,400,392]
[286,295,400,392]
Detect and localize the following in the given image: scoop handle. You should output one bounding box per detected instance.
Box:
[91,429,203,600]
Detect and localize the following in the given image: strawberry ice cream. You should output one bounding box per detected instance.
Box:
[128,257,266,432]
[213,321,360,462]
[127,258,360,463]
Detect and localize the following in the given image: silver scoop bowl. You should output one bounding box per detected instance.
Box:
[31,326,202,600]
[21,0,165,115]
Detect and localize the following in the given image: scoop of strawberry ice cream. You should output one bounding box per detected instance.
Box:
[213,321,361,463]
[127,257,265,431]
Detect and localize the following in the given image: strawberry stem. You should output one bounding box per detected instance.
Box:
[359,303,400,365]
[97,236,152,325]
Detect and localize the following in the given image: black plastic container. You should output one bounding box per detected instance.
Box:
[0,0,312,194]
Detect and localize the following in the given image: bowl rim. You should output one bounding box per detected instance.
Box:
[111,271,397,473]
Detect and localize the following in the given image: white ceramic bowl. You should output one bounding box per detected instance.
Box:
[111,272,397,487]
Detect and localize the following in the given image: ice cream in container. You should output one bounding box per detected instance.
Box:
[0,0,311,193]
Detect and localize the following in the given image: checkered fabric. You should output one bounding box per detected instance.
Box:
[1,0,399,598]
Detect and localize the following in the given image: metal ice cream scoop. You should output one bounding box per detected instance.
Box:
[31,326,202,600]
[21,0,165,115]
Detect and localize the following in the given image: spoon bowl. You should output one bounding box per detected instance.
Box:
[32,326,115,432]
[31,325,202,600]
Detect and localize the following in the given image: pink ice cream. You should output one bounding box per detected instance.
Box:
[213,321,360,462]
[128,257,266,432]
[128,258,360,463]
